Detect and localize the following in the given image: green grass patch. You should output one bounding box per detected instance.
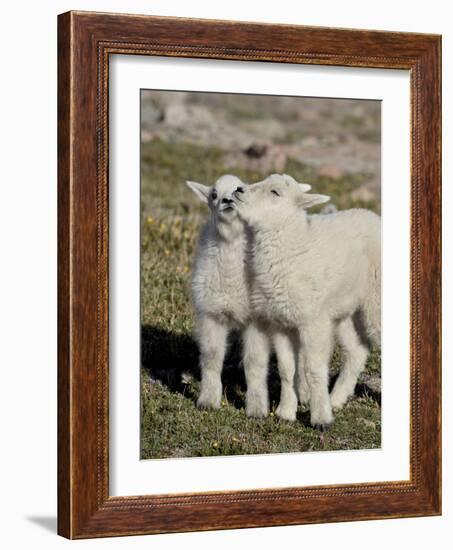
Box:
[141,373,381,459]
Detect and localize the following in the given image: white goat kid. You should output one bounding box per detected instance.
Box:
[186,175,297,420]
[234,174,381,428]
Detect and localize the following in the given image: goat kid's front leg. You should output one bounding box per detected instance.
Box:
[196,315,228,410]
[243,323,270,418]
[300,318,334,430]
[273,331,298,421]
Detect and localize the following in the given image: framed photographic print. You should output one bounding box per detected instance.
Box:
[58,11,441,539]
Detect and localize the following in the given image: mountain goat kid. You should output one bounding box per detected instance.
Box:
[233,174,381,429]
[186,175,298,420]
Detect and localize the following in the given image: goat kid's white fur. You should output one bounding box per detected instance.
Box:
[186,175,297,420]
[234,174,381,428]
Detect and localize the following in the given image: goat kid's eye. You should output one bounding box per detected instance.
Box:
[271,190,280,197]
[211,191,218,200]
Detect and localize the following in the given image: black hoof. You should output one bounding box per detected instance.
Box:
[313,422,332,432]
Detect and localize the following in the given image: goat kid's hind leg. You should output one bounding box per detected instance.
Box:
[300,318,334,429]
[196,316,228,410]
[243,323,270,418]
[330,317,368,410]
[295,341,310,406]
[273,332,298,421]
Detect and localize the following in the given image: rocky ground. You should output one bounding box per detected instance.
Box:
[141,91,380,208]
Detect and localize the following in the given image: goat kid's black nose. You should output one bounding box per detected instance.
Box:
[222,198,234,204]
[236,186,244,193]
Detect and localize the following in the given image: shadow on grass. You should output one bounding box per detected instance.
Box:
[141,325,284,410]
[141,325,199,390]
[142,325,381,420]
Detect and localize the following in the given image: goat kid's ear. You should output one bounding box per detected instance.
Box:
[186,181,210,203]
[298,183,312,193]
[297,193,330,209]
[281,174,311,192]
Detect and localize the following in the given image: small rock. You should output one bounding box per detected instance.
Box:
[351,184,377,203]
[141,101,165,126]
[300,136,319,148]
[322,135,340,146]
[245,143,268,158]
[181,372,195,385]
[223,143,287,173]
[317,165,345,180]
[244,119,286,141]
[359,373,381,395]
[164,104,215,128]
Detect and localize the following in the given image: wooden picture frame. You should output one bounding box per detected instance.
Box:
[58,10,441,539]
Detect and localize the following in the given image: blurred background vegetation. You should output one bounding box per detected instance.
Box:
[140,91,381,459]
